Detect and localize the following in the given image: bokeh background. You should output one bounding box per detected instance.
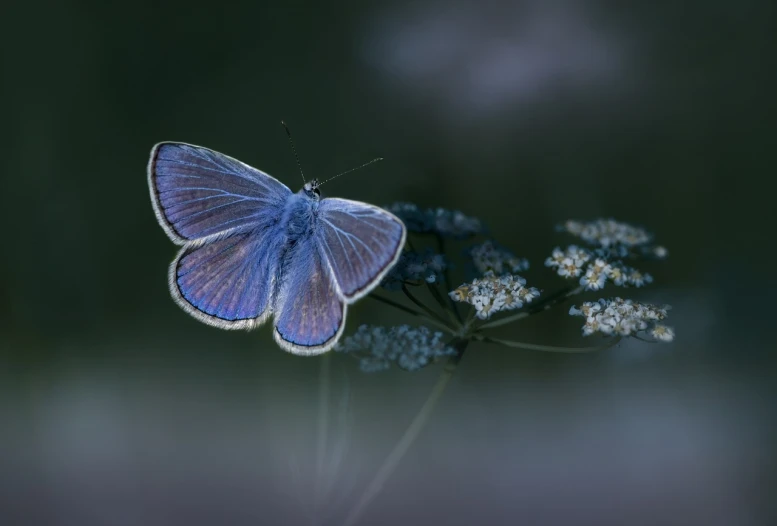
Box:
[2,1,776,525]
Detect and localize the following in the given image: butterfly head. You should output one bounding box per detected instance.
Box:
[302,179,321,200]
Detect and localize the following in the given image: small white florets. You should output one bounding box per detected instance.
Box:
[569,298,673,342]
[449,271,540,320]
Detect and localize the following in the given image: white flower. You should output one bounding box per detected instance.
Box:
[567,245,592,263]
[626,269,653,287]
[450,271,540,320]
[545,247,567,268]
[580,267,607,290]
[546,246,591,279]
[650,324,675,342]
[651,246,668,259]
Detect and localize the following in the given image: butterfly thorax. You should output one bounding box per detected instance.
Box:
[282,190,319,243]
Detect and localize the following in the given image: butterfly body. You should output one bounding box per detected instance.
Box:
[148,142,406,355]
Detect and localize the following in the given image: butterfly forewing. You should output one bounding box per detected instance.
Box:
[317,198,406,300]
[149,142,291,243]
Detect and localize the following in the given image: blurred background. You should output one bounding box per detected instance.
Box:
[1,1,775,524]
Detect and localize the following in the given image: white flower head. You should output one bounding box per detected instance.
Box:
[381,249,448,290]
[450,271,540,320]
[469,240,529,276]
[335,324,457,372]
[569,298,673,342]
[385,202,482,239]
[560,218,652,248]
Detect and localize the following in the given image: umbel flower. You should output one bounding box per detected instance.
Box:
[338,209,674,374]
[331,207,676,526]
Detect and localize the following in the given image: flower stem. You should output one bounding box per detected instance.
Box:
[476,334,622,353]
[342,339,468,526]
[368,294,454,334]
[402,285,450,327]
[426,282,460,327]
[477,285,585,330]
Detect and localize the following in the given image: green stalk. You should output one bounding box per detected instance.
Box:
[367,294,454,334]
[342,340,468,526]
[477,334,622,353]
[401,285,451,328]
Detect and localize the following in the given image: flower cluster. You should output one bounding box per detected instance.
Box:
[450,271,540,320]
[381,249,447,290]
[385,202,482,239]
[468,240,529,276]
[335,325,457,372]
[569,298,674,342]
[558,218,668,259]
[560,219,652,248]
[545,245,653,290]
[338,208,674,376]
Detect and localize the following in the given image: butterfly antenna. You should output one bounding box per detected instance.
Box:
[281,120,305,184]
[318,157,384,187]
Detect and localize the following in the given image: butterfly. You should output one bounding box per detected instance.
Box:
[147,142,407,355]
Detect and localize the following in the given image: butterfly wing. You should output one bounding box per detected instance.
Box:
[317,198,406,301]
[148,142,291,244]
[273,236,346,355]
[149,142,289,328]
[170,223,286,329]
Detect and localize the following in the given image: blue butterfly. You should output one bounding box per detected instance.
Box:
[147,142,407,355]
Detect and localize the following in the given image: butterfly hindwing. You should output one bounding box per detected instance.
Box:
[149,142,291,244]
[317,198,406,300]
[171,227,283,329]
[273,236,346,355]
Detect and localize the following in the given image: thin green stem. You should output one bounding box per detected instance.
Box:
[367,294,454,334]
[368,293,424,317]
[402,285,449,327]
[466,307,478,328]
[426,282,460,327]
[476,334,622,353]
[478,285,585,330]
[342,340,468,526]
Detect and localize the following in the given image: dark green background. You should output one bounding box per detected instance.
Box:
[2,1,775,525]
